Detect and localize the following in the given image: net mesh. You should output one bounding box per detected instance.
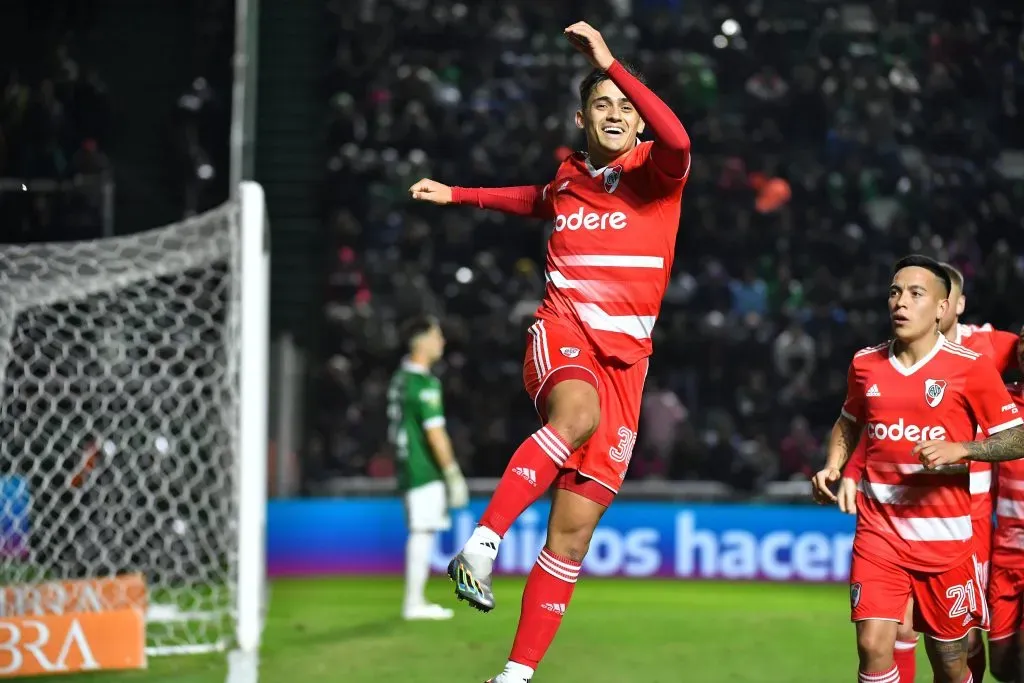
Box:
[0,201,242,654]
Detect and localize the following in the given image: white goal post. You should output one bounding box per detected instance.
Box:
[0,182,269,673]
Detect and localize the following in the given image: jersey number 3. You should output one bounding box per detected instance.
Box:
[609,426,637,464]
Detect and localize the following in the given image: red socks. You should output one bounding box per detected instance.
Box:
[859,666,898,683]
[479,426,572,536]
[508,548,582,668]
[894,637,917,683]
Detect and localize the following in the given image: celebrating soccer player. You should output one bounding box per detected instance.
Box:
[409,20,690,683]
[834,262,1021,682]
[811,255,1023,683]
[387,316,469,621]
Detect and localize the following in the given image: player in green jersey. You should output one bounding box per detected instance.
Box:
[389,315,469,620]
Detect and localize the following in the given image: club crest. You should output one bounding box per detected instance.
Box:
[850,582,862,609]
[560,346,580,358]
[603,165,622,194]
[924,379,947,408]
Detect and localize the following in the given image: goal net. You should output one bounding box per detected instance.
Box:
[0,182,269,659]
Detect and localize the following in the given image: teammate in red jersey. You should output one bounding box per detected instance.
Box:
[985,327,1024,682]
[811,255,1023,683]
[835,263,1020,682]
[409,21,690,683]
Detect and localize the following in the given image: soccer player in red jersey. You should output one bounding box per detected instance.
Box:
[836,263,1020,682]
[811,255,1023,683]
[408,21,690,683]
[984,327,1024,682]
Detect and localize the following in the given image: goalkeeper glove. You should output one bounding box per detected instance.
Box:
[443,463,469,509]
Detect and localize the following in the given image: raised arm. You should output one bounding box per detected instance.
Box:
[564,21,691,178]
[409,178,553,219]
[604,61,691,178]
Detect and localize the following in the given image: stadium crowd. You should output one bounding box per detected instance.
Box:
[0,0,111,244]
[320,0,1024,489]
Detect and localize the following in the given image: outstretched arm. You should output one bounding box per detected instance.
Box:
[565,21,691,178]
[409,178,553,219]
[452,185,552,219]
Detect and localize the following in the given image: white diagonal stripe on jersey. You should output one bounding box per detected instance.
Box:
[532,427,570,464]
[547,271,638,302]
[861,479,977,505]
[997,497,1024,519]
[536,320,552,376]
[970,469,992,494]
[989,416,1024,435]
[859,481,916,505]
[1000,479,1024,491]
[573,303,656,340]
[891,515,972,542]
[552,254,665,269]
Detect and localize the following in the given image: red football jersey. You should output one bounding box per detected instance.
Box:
[992,383,1024,568]
[844,321,1019,524]
[954,323,1020,374]
[534,141,688,365]
[842,337,1023,572]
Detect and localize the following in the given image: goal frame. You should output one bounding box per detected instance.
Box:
[232,181,270,665]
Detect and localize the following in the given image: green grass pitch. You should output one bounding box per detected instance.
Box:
[77,576,941,682]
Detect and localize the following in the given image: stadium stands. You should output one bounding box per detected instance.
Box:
[319,0,1024,488]
[0,0,112,243]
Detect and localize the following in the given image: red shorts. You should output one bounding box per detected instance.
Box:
[973,515,992,589]
[987,565,1024,641]
[523,318,648,506]
[850,547,988,641]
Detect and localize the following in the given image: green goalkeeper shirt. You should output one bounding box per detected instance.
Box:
[387,359,446,491]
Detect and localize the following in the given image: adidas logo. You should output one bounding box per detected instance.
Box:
[482,541,497,551]
[512,466,537,486]
[541,602,566,614]
[866,384,881,397]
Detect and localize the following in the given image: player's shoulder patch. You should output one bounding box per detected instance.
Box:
[418,386,442,407]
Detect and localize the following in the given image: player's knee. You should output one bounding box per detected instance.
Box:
[545,525,594,564]
[856,625,895,668]
[546,379,600,449]
[546,493,604,563]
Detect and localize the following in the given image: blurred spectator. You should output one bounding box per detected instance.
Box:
[637,379,688,479]
[0,3,112,243]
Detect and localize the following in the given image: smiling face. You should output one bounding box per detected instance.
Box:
[888,266,949,343]
[575,78,645,166]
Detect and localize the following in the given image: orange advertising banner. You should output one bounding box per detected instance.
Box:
[0,608,146,677]
[0,574,146,618]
